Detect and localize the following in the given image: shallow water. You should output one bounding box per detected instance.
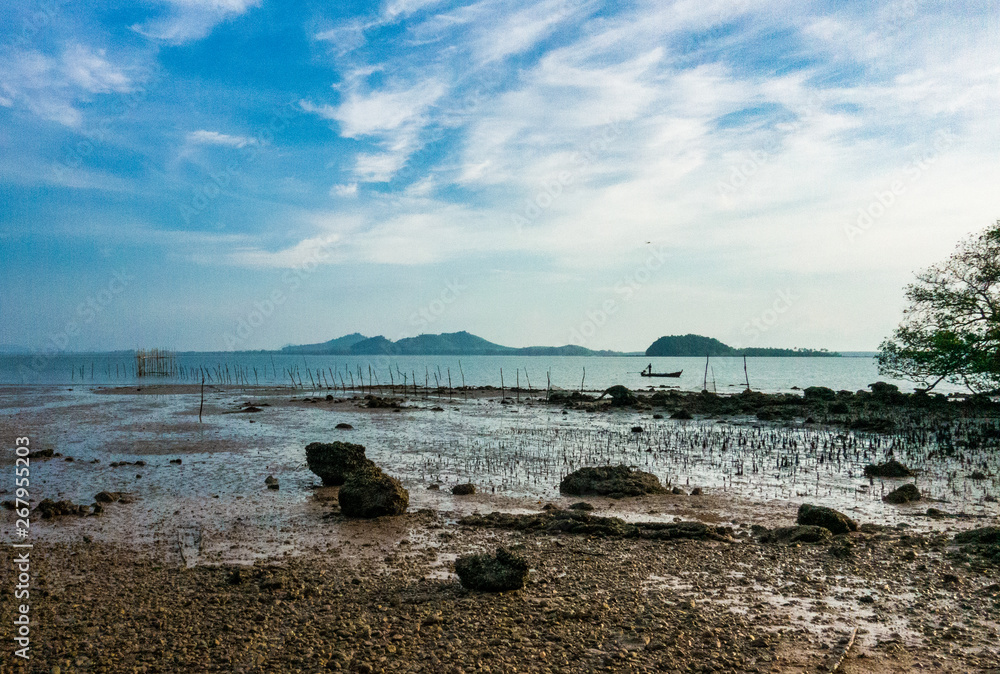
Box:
[0,352,970,394]
[2,386,996,560]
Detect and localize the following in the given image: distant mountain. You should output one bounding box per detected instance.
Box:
[279,333,368,355]
[279,331,626,356]
[646,334,838,357]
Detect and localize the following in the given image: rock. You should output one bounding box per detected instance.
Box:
[35,499,85,519]
[559,465,667,498]
[454,547,529,592]
[430,406,445,412]
[670,409,693,420]
[335,423,353,430]
[652,414,664,420]
[883,483,921,504]
[461,510,733,541]
[264,475,278,485]
[541,503,560,511]
[796,504,858,535]
[969,470,987,480]
[601,385,638,406]
[338,466,409,518]
[954,527,1000,545]
[305,441,375,486]
[1,500,15,510]
[863,459,915,478]
[169,458,182,465]
[631,426,643,433]
[568,502,594,511]
[690,487,703,496]
[27,448,54,459]
[427,484,440,491]
[671,487,684,495]
[803,386,836,401]
[759,525,833,544]
[452,483,476,495]
[364,395,399,409]
[94,491,121,503]
[326,394,334,401]
[91,503,103,515]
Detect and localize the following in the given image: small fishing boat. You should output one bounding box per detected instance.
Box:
[640,364,682,378]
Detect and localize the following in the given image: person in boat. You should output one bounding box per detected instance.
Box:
[645,363,652,375]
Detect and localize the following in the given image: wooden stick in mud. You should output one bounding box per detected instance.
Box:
[500,368,504,400]
[447,367,452,399]
[743,355,750,391]
[459,360,466,398]
[826,627,858,673]
[524,369,532,396]
[516,369,520,402]
[199,374,205,423]
[580,367,585,393]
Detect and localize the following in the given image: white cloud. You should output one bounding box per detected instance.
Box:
[302,80,446,182]
[330,183,358,197]
[0,45,133,127]
[132,0,261,43]
[185,129,258,148]
[225,234,342,269]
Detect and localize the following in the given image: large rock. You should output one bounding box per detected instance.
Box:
[759,525,833,544]
[883,483,921,504]
[305,441,375,486]
[863,459,915,478]
[601,385,638,407]
[338,466,409,518]
[455,547,529,592]
[559,465,667,498]
[796,504,858,535]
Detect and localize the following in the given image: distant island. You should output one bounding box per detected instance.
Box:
[279,331,629,356]
[278,331,837,357]
[645,334,839,357]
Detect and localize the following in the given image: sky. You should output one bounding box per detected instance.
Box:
[1,0,999,353]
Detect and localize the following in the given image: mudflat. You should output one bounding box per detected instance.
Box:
[1,385,998,673]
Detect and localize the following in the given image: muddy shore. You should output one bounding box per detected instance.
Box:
[1,384,998,673]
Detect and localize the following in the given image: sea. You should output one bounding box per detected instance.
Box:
[0,352,963,395]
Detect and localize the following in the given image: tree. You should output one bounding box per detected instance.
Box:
[877,221,1000,392]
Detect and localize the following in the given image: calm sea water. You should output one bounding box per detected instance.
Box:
[0,352,960,394]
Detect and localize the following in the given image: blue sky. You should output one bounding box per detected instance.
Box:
[1,0,998,352]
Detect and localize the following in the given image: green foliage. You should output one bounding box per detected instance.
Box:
[878,220,1000,392]
[645,334,838,357]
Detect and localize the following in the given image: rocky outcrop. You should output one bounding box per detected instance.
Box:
[796,504,858,535]
[863,459,914,478]
[454,547,530,592]
[460,510,734,542]
[884,483,921,504]
[559,465,667,498]
[758,525,833,544]
[338,467,409,518]
[305,441,375,486]
[451,483,476,495]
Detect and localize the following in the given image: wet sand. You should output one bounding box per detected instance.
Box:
[1,385,998,673]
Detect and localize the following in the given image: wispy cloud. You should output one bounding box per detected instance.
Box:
[132,0,261,43]
[0,44,133,127]
[185,129,258,148]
